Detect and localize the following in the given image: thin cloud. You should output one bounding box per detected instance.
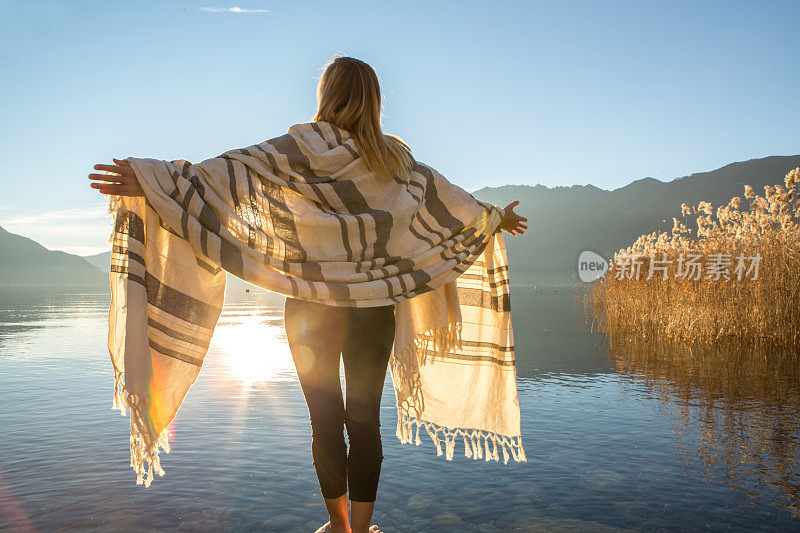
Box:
[0,207,113,252]
[200,6,271,13]
[3,223,109,237]
[3,207,108,225]
[62,245,112,257]
[0,220,112,254]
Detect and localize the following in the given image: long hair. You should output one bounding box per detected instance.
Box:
[314,56,412,182]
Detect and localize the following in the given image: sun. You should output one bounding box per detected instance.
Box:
[211,312,296,385]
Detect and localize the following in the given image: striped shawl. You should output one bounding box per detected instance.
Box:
[107,121,525,487]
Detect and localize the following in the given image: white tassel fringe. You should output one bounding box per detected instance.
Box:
[395,408,526,465]
[112,367,171,487]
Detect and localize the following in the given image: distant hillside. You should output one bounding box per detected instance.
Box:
[473,155,800,284]
[0,225,107,289]
[83,251,111,271]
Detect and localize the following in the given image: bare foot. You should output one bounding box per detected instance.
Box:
[368,526,382,533]
[317,521,352,533]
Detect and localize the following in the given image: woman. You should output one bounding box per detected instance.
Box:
[89,56,527,533]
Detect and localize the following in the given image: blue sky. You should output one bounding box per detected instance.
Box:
[1,0,798,254]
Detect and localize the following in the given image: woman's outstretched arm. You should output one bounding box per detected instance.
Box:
[88,158,144,196]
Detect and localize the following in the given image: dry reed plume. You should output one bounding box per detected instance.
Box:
[590,167,800,353]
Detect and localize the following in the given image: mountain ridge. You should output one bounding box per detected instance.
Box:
[472,154,800,283]
[482,154,800,194]
[0,225,107,288]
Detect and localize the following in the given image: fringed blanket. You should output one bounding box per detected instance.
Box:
[107,120,525,487]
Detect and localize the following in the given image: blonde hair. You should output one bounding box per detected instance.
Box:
[314,56,412,181]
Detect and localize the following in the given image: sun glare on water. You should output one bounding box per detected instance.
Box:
[211,310,296,385]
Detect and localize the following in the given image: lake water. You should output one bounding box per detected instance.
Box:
[1,286,799,532]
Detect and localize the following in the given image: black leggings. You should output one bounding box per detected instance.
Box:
[284,297,396,503]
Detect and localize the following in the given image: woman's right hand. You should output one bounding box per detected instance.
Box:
[498,200,528,235]
[88,158,145,196]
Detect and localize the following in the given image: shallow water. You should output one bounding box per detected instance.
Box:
[1,286,799,532]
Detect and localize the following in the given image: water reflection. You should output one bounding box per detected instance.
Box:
[213,305,295,386]
[512,286,614,377]
[608,336,800,517]
[2,287,800,530]
[0,289,109,349]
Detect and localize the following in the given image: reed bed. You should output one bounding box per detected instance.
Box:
[590,168,800,353]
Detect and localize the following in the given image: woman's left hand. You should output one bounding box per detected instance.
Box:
[88,158,145,196]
